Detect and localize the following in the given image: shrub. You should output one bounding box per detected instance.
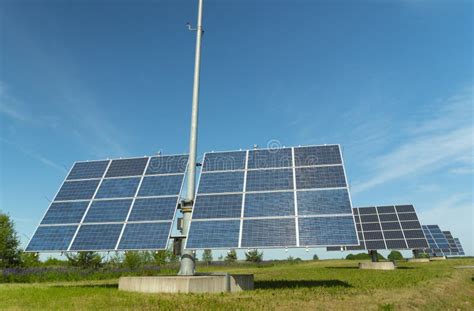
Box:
[313,254,319,260]
[224,250,237,264]
[387,250,404,261]
[202,249,213,265]
[66,252,103,269]
[245,249,263,263]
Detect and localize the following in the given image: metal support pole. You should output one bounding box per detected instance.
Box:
[178,0,204,276]
[369,250,378,263]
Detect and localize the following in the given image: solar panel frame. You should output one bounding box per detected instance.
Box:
[26,154,189,252]
[186,145,359,250]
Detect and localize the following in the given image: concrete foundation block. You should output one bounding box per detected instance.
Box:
[359,261,396,270]
[407,258,430,263]
[119,274,254,293]
[429,256,447,261]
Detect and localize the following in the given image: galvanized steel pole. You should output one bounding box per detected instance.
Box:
[179,0,203,276]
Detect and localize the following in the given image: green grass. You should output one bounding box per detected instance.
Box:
[1,258,473,310]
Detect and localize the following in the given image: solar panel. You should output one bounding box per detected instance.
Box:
[26,154,188,252]
[443,231,460,256]
[186,145,359,249]
[421,225,451,256]
[454,238,465,256]
[326,205,428,251]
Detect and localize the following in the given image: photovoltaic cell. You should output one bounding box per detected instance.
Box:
[244,192,294,217]
[83,199,132,223]
[66,161,109,180]
[192,194,242,219]
[299,216,358,246]
[293,145,342,166]
[146,155,188,175]
[105,158,148,177]
[247,148,292,169]
[26,226,78,251]
[295,166,346,189]
[241,218,297,247]
[138,175,184,197]
[41,201,89,225]
[202,151,246,172]
[128,197,178,221]
[198,171,244,194]
[186,220,240,249]
[245,169,294,192]
[297,189,351,215]
[70,224,123,251]
[55,180,100,201]
[187,145,358,249]
[118,222,171,250]
[95,178,141,199]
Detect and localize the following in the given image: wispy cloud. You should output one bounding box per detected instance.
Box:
[0,137,67,173]
[351,87,473,194]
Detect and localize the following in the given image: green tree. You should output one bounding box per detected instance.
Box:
[66,252,103,269]
[0,212,22,268]
[202,249,213,265]
[123,251,144,270]
[245,249,263,263]
[313,254,319,260]
[387,250,404,261]
[20,252,41,267]
[224,249,237,264]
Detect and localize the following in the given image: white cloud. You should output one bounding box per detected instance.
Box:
[352,87,473,194]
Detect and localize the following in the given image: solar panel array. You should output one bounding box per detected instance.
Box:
[454,238,465,256]
[185,145,359,249]
[443,231,461,255]
[327,205,428,251]
[26,155,188,252]
[421,225,451,256]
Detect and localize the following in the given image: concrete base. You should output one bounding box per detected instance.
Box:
[359,261,396,270]
[408,258,430,263]
[430,256,447,261]
[119,273,254,293]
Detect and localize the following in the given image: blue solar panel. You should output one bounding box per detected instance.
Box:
[244,192,294,217]
[192,194,242,219]
[241,218,297,247]
[95,177,141,199]
[247,148,292,169]
[198,171,244,194]
[187,145,358,249]
[70,224,123,250]
[378,213,399,222]
[454,238,464,255]
[299,216,358,246]
[395,205,415,213]
[186,220,240,248]
[41,201,89,224]
[105,158,148,177]
[67,161,109,180]
[385,239,408,249]
[245,169,294,192]
[118,222,171,250]
[83,199,132,223]
[202,151,246,172]
[295,166,346,189]
[297,189,351,215]
[128,197,178,221]
[294,145,342,166]
[377,205,396,214]
[26,225,77,251]
[137,175,184,197]
[146,155,188,175]
[55,180,100,201]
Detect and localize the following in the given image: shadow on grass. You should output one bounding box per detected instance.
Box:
[255,279,351,289]
[52,283,118,289]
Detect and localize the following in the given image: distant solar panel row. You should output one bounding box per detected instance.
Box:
[327,205,428,251]
[26,155,188,252]
[186,145,359,249]
[443,231,461,255]
[454,238,465,256]
[421,225,451,256]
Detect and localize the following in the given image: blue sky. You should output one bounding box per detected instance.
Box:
[0,0,472,260]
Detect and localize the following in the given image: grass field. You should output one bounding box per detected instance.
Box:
[1,258,473,310]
